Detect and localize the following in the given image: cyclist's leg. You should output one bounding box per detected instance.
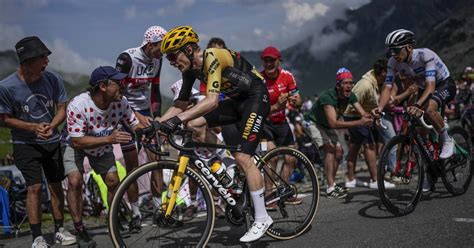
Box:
[428,77,457,158]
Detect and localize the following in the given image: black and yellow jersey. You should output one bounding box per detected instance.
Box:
[176,48,265,101]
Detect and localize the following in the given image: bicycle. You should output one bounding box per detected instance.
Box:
[377,111,472,216]
[108,123,320,247]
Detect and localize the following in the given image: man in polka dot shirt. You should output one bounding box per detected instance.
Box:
[61,66,142,245]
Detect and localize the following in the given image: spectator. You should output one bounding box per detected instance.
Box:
[0,36,76,247]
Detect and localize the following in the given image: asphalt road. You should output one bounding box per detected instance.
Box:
[2,171,473,248]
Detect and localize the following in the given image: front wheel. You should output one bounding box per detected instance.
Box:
[259,147,320,240]
[444,126,473,195]
[108,160,215,247]
[377,135,424,216]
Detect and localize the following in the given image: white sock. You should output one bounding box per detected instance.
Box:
[131,201,141,218]
[440,128,450,142]
[250,188,268,223]
[152,196,161,209]
[327,186,335,193]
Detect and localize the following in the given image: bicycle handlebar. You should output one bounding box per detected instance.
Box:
[136,120,241,156]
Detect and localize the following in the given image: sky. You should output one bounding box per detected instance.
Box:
[0,0,370,97]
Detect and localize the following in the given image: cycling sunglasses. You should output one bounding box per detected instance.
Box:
[166,49,184,62]
[390,46,406,54]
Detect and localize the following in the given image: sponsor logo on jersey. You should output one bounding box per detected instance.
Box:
[414,67,425,74]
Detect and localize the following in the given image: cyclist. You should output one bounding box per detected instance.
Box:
[372,29,456,160]
[259,46,302,208]
[158,26,272,242]
[304,67,372,198]
[115,25,167,232]
[0,36,76,247]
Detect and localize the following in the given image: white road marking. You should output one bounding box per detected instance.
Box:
[453,218,474,223]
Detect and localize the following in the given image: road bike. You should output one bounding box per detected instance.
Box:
[108,123,320,247]
[377,111,472,216]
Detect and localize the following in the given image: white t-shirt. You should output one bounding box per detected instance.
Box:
[65,92,139,157]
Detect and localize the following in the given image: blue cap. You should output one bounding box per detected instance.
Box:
[89,66,127,86]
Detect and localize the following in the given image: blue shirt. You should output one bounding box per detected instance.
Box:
[0,71,68,144]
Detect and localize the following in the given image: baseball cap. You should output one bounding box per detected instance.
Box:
[89,66,127,86]
[15,36,51,63]
[141,26,167,47]
[261,46,281,59]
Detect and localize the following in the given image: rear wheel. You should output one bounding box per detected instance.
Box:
[108,160,215,247]
[259,147,319,240]
[444,126,473,195]
[377,135,424,216]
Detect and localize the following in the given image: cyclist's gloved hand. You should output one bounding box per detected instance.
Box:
[159,116,182,134]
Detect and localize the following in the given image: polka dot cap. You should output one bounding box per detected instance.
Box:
[141,26,167,47]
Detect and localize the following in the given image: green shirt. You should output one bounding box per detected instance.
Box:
[305,88,358,128]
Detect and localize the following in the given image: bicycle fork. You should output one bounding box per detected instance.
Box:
[163,156,189,218]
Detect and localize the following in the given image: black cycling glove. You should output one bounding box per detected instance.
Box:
[160,116,182,134]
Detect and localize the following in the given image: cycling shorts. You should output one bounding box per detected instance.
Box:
[204,82,270,155]
[431,77,456,108]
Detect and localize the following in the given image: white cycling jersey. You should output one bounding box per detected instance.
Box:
[116,47,162,111]
[385,48,450,89]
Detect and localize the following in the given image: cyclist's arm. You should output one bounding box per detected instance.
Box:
[176,50,222,122]
[324,105,365,129]
[159,101,188,121]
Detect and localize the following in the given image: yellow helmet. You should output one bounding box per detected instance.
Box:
[161,26,199,53]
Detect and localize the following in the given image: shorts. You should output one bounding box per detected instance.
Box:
[204,84,270,155]
[120,109,151,152]
[431,77,456,108]
[262,121,295,146]
[13,142,65,186]
[345,116,383,145]
[221,123,241,146]
[62,144,117,175]
[305,121,340,148]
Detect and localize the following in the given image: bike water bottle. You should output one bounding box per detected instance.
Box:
[210,159,233,188]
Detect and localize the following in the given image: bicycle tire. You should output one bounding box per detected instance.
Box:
[108,160,215,247]
[444,126,473,195]
[377,135,424,216]
[259,147,320,240]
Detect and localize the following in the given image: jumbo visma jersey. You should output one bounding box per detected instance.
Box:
[176,48,265,101]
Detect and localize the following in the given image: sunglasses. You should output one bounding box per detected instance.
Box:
[262,57,277,63]
[166,49,184,62]
[390,46,406,54]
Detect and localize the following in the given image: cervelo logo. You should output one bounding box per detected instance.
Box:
[194,159,236,206]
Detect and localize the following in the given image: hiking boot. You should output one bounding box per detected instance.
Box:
[55,227,77,246]
[128,215,142,234]
[77,229,97,248]
[239,216,273,243]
